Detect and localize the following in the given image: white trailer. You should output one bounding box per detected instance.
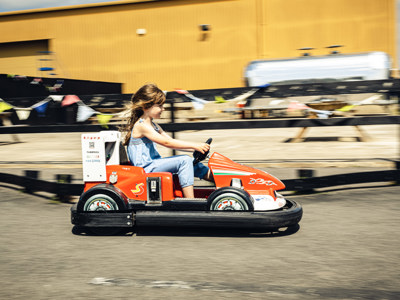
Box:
[244,51,392,87]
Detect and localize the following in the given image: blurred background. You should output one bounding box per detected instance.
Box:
[0,3,399,300]
[0,0,399,170]
[0,0,398,92]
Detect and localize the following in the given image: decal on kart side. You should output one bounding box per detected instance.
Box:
[109,172,118,184]
[212,169,255,176]
[131,183,145,195]
[249,178,277,186]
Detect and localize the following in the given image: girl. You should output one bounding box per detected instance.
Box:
[121,83,212,198]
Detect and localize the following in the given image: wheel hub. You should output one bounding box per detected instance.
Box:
[215,198,245,210]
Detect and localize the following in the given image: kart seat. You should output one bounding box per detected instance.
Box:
[119,143,131,165]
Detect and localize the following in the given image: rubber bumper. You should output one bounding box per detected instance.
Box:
[135,200,302,229]
[71,200,302,230]
[71,204,133,228]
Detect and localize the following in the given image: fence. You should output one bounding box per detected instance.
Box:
[1,79,399,197]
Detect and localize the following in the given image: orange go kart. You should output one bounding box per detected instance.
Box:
[71,131,302,234]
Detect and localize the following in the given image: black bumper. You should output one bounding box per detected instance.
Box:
[71,199,302,230]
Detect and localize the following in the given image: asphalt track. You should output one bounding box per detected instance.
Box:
[0,183,399,300]
[0,124,399,299]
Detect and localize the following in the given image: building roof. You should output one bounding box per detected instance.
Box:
[0,0,159,17]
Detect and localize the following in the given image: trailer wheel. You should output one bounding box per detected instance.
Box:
[207,187,254,211]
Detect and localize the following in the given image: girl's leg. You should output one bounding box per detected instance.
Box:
[182,186,194,198]
[194,162,214,182]
[145,155,195,198]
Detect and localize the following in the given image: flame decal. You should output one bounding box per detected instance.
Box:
[131,183,144,195]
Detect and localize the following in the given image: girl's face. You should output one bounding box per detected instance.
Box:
[146,103,165,119]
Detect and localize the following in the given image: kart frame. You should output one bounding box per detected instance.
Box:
[71,131,303,233]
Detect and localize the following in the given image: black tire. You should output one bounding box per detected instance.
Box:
[76,184,128,235]
[207,187,254,211]
[77,184,128,213]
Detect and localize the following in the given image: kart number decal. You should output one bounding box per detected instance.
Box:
[131,183,145,195]
[249,178,277,186]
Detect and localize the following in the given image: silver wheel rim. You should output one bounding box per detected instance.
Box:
[83,194,119,211]
[210,193,248,211]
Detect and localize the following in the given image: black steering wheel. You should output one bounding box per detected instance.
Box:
[193,138,212,165]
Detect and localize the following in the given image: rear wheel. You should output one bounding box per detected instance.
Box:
[83,194,119,212]
[77,184,127,212]
[77,185,128,235]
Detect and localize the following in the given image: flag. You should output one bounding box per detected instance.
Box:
[31,99,50,117]
[77,103,97,122]
[0,100,14,113]
[49,95,64,102]
[214,96,227,103]
[62,95,80,107]
[336,105,355,112]
[185,94,208,110]
[175,89,189,94]
[175,89,208,110]
[96,114,113,128]
[30,78,42,85]
[14,108,32,120]
[287,101,309,111]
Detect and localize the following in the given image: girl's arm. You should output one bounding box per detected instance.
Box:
[157,124,195,152]
[140,122,209,153]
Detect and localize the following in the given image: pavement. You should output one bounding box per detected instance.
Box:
[0,123,398,184]
[1,123,399,300]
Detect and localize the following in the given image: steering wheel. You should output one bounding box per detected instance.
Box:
[193,138,212,165]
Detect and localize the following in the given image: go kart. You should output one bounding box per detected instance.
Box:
[71,131,302,234]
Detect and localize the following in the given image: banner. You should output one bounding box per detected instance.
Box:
[14,108,31,120]
[62,95,80,107]
[31,99,50,117]
[96,114,113,128]
[0,100,13,113]
[76,103,97,122]
[175,89,208,110]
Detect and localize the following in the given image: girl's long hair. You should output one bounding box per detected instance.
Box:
[120,83,166,145]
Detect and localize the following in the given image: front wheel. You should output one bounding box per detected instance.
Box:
[207,187,254,211]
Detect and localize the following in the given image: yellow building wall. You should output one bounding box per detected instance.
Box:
[0,0,396,93]
[261,0,396,59]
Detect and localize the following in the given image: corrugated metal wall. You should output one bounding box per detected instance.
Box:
[0,0,396,93]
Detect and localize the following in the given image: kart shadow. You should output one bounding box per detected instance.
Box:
[72,224,300,237]
[134,224,301,238]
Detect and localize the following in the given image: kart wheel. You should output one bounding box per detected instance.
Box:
[207,187,254,211]
[83,194,119,212]
[77,184,128,212]
[77,185,128,235]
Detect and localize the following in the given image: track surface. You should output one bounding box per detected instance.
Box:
[0,184,399,300]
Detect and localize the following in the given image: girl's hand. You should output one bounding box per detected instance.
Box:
[195,143,210,154]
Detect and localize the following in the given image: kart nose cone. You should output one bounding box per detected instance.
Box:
[252,195,286,211]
